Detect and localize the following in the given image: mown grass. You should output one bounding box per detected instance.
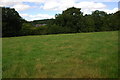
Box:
[2,31,118,78]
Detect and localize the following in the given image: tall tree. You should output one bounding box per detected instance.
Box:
[112,11,120,30]
[92,10,108,31]
[55,7,84,32]
[2,7,24,37]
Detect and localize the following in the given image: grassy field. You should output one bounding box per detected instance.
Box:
[2,31,118,78]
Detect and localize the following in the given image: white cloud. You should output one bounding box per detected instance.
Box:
[0,0,119,3]
[41,1,108,14]
[100,8,118,14]
[0,0,118,8]
[83,8,118,14]
[0,0,118,21]
[94,0,119,2]
[41,0,75,11]
[21,0,45,3]
[74,1,107,14]
[20,13,54,21]
[41,1,118,14]
[76,0,119,2]
[11,3,31,11]
[75,1,106,9]
[0,0,43,11]
[0,0,118,13]
[20,13,29,17]
[0,1,20,7]
[0,0,45,3]
[0,1,31,11]
[41,1,106,11]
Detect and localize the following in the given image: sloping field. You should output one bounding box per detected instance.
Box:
[2,31,118,78]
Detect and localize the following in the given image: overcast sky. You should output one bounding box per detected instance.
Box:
[0,0,119,21]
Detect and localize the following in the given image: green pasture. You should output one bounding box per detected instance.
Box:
[2,31,118,78]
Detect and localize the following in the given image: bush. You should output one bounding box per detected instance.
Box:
[34,25,48,35]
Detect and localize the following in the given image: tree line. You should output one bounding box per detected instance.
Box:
[2,7,120,37]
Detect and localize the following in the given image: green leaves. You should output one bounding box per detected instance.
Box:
[55,7,84,32]
[2,7,24,37]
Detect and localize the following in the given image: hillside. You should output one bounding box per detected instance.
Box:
[2,31,118,78]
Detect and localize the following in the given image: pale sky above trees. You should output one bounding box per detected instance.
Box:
[0,0,119,21]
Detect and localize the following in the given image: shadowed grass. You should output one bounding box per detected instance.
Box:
[2,31,118,78]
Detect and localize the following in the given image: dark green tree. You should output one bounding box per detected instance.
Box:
[2,7,24,37]
[55,7,84,33]
[84,14,95,32]
[111,11,120,30]
[92,10,108,32]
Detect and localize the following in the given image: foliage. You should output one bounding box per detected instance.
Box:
[20,23,35,35]
[83,14,95,32]
[34,25,48,35]
[31,19,55,25]
[55,7,84,32]
[50,7,119,34]
[20,23,48,35]
[2,7,120,37]
[2,7,25,37]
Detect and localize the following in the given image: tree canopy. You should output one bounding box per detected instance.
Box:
[2,7,24,37]
[2,7,120,37]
